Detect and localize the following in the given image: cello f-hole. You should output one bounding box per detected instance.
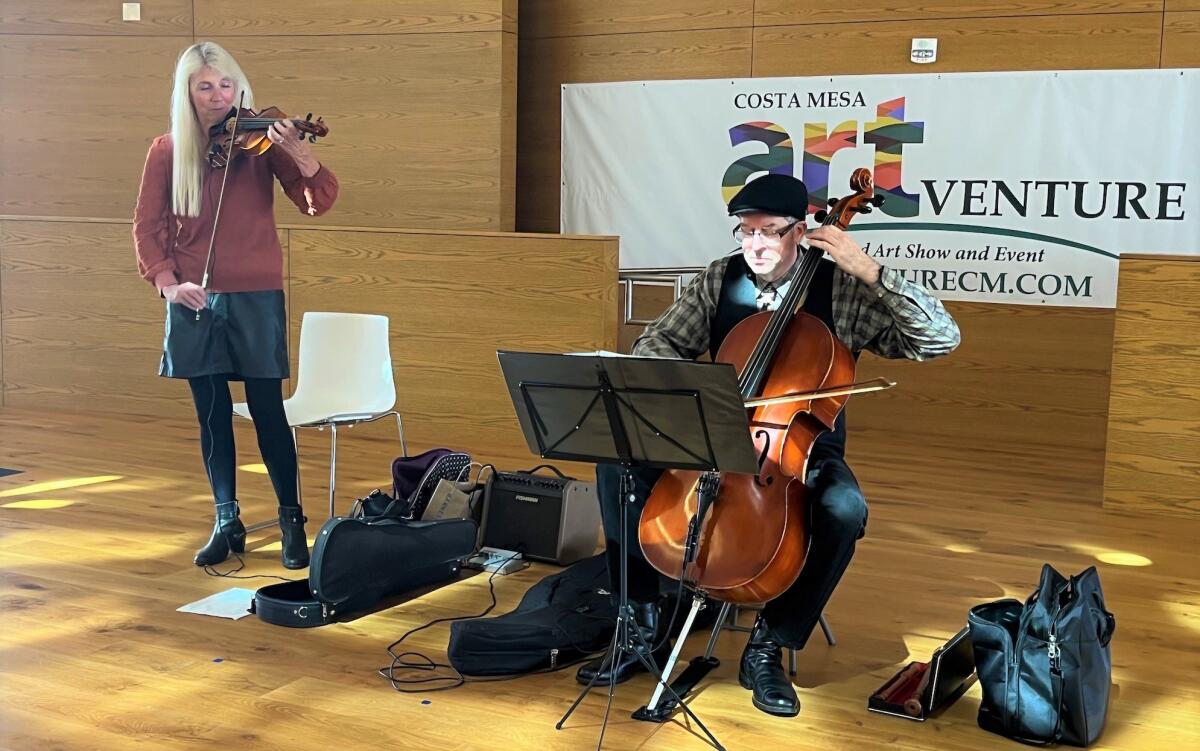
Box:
[754,429,773,487]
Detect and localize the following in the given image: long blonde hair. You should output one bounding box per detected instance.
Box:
[169,42,255,217]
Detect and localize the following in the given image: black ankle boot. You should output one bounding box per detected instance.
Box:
[738,616,800,717]
[576,599,670,686]
[194,500,246,567]
[278,506,309,570]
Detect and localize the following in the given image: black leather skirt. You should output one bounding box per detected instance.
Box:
[159,290,289,380]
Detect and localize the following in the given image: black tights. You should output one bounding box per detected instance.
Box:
[187,375,299,509]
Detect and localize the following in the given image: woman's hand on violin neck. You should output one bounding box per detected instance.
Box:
[268,119,320,178]
[164,282,207,311]
[805,225,882,285]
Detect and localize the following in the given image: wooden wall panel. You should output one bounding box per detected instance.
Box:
[850,302,1114,506]
[517,29,753,232]
[517,29,754,83]
[500,31,518,229]
[0,220,617,449]
[195,0,512,36]
[1163,12,1200,66]
[0,35,188,219]
[753,1,1161,25]
[212,33,516,231]
[0,220,190,417]
[0,1,192,35]
[2,3,516,231]
[521,0,753,38]
[1105,256,1200,517]
[286,228,618,464]
[753,14,1163,76]
[503,0,518,36]
[1167,0,1200,10]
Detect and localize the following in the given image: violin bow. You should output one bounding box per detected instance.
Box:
[743,376,896,408]
[195,92,245,322]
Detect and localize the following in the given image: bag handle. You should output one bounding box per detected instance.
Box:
[522,463,568,479]
[1092,590,1116,646]
[472,462,497,486]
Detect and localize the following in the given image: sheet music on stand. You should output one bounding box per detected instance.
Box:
[499,350,757,474]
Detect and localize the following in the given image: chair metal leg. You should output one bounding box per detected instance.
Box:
[244,517,277,534]
[818,613,836,646]
[732,604,749,631]
[292,426,303,512]
[392,411,408,457]
[702,601,734,659]
[328,423,338,518]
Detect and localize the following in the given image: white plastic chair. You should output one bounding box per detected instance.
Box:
[233,312,407,522]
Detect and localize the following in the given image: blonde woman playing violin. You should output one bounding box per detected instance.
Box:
[133,42,338,571]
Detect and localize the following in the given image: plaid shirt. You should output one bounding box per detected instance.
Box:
[632,253,961,361]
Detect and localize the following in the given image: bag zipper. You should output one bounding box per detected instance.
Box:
[1047,577,1072,672]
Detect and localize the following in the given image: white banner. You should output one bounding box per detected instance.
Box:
[562,70,1199,307]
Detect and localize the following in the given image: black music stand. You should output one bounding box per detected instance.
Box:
[496,351,760,751]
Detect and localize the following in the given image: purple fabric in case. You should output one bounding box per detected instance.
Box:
[392,448,453,502]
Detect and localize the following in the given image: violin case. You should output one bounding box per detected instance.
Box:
[252,514,477,627]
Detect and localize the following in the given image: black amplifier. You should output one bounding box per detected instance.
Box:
[480,468,600,565]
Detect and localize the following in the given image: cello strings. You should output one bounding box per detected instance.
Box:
[737,207,842,399]
[738,244,822,398]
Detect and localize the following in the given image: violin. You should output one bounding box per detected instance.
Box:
[206,106,329,168]
[192,97,330,322]
[638,168,887,605]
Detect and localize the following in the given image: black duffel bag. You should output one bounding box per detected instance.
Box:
[447,554,616,675]
[968,564,1116,746]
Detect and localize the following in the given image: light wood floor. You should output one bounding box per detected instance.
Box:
[0,408,1197,750]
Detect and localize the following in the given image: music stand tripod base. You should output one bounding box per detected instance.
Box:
[496,351,758,751]
[553,468,725,751]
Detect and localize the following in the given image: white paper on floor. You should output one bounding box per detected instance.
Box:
[177,587,256,620]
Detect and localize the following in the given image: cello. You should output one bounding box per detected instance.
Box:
[639,168,888,605]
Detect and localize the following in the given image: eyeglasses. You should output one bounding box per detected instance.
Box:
[733,221,799,244]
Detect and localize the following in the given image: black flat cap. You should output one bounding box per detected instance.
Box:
[727,173,808,218]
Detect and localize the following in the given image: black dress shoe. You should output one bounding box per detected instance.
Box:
[577,600,670,685]
[738,616,800,717]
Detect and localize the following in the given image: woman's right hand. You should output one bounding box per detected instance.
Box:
[164,282,207,311]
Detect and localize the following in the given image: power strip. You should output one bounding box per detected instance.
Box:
[464,546,529,575]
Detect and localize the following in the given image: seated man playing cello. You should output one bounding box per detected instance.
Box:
[577,173,961,717]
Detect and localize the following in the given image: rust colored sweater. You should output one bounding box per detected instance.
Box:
[133,134,338,293]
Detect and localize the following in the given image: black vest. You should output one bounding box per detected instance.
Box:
[710,254,850,460]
